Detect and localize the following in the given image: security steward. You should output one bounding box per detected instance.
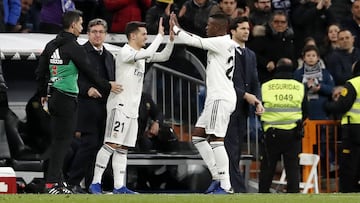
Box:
[324,61,360,193]
[258,58,305,193]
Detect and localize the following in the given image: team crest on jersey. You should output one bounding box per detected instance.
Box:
[50,49,63,64]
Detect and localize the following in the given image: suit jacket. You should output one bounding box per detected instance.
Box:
[76,41,115,132]
[232,47,261,117]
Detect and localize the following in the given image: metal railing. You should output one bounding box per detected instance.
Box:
[302,119,341,193]
[146,63,205,141]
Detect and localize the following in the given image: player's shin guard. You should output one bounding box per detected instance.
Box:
[211,141,231,191]
[92,144,115,184]
[112,148,128,189]
[192,136,219,180]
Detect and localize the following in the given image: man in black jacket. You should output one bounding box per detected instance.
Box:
[65,18,116,193]
[35,10,121,194]
[325,61,360,192]
[225,17,264,193]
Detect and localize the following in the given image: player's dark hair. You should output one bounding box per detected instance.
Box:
[125,21,147,40]
[209,13,229,31]
[62,10,83,30]
[229,16,249,31]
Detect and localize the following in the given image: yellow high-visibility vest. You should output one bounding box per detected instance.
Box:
[342,76,360,124]
[261,79,305,132]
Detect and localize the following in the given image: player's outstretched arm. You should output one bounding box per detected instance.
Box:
[132,18,165,62]
[170,13,219,52]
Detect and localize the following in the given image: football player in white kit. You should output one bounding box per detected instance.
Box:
[89,18,174,194]
[170,13,237,194]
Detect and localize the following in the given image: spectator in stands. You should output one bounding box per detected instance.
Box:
[249,0,272,38]
[297,37,326,69]
[324,60,360,193]
[328,0,352,22]
[326,29,360,86]
[0,2,4,31]
[319,23,340,59]
[14,0,34,32]
[145,0,179,35]
[66,18,115,194]
[39,0,76,34]
[271,0,294,15]
[294,45,334,120]
[210,0,243,19]
[292,0,337,58]
[2,0,21,32]
[103,0,151,33]
[248,10,295,84]
[233,0,250,17]
[178,0,217,37]
[341,0,360,49]
[295,44,336,174]
[73,0,99,34]
[24,0,41,32]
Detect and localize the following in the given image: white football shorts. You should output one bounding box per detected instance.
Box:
[104,107,138,147]
[195,99,235,138]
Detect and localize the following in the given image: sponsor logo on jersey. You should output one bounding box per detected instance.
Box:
[50,49,63,64]
[134,69,144,77]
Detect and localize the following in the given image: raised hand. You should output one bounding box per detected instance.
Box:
[170,12,179,27]
[158,17,164,36]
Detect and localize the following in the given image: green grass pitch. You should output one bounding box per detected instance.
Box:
[0,194,360,203]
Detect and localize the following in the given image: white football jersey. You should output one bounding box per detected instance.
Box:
[107,34,174,118]
[177,31,237,105]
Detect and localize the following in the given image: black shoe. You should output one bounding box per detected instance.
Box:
[45,183,73,194]
[68,184,86,194]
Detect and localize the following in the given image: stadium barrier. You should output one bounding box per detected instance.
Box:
[302,119,341,193]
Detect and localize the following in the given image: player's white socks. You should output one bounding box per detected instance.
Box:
[192,136,219,180]
[112,148,127,189]
[92,144,114,184]
[211,141,231,191]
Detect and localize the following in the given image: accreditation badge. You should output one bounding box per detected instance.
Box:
[341,88,348,97]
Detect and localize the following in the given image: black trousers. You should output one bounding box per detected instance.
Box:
[67,100,106,188]
[46,89,77,183]
[339,125,360,192]
[224,111,247,193]
[259,128,301,193]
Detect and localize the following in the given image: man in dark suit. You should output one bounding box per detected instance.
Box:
[66,18,117,193]
[225,16,264,193]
